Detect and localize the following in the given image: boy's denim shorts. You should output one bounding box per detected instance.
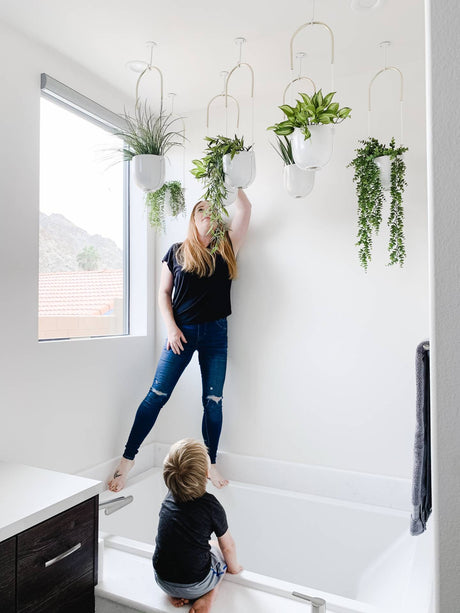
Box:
[154,546,227,599]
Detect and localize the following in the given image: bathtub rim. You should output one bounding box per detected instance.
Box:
[98,532,378,613]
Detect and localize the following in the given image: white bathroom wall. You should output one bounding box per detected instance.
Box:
[426,0,460,610]
[0,9,428,482]
[151,56,429,479]
[0,20,157,474]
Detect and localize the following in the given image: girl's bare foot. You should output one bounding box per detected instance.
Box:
[209,464,228,489]
[190,587,218,613]
[107,457,134,492]
[168,596,189,607]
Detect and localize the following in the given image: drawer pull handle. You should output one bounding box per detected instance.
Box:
[45,542,82,568]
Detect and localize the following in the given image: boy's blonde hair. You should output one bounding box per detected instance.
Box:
[163,439,209,503]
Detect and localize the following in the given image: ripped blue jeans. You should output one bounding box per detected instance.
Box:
[123,318,228,463]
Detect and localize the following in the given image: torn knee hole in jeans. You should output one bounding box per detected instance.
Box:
[206,395,222,403]
[151,387,167,397]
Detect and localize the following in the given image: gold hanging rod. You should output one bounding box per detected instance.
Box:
[290,21,334,71]
[224,62,255,107]
[135,65,164,110]
[206,94,240,129]
[368,66,404,111]
[283,76,317,104]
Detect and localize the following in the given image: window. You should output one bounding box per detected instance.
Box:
[39,75,129,340]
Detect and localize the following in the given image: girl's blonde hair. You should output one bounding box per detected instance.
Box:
[176,201,237,279]
[163,439,209,503]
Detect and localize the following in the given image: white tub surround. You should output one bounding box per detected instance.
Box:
[97,541,373,613]
[98,467,433,613]
[95,441,411,512]
[0,462,102,541]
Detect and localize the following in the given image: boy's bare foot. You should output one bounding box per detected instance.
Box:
[190,587,218,613]
[209,464,228,489]
[168,596,189,607]
[107,458,134,492]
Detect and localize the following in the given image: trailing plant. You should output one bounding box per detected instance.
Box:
[114,101,185,158]
[267,90,351,139]
[190,134,252,245]
[145,181,186,232]
[347,137,408,271]
[271,135,295,165]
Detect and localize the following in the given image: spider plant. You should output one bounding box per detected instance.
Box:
[271,135,295,165]
[114,101,185,159]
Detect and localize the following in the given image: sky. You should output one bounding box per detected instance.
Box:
[39,97,124,249]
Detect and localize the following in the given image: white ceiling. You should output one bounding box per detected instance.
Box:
[0,0,425,112]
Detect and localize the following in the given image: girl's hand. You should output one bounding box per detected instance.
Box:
[167,326,187,354]
[227,564,243,574]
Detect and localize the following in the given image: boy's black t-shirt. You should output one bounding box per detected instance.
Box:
[153,491,228,584]
[162,243,232,326]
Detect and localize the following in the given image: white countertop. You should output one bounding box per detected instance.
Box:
[0,462,103,542]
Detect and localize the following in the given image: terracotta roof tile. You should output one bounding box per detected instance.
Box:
[39,270,124,317]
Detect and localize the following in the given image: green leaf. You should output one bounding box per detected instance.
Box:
[323,92,335,107]
[299,93,312,106]
[338,107,352,119]
[327,102,339,114]
[279,104,295,119]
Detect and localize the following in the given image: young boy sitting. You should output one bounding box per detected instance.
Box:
[153,439,242,612]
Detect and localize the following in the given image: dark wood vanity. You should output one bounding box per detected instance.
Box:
[0,464,102,613]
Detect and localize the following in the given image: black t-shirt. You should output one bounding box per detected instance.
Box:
[162,243,232,326]
[153,491,228,584]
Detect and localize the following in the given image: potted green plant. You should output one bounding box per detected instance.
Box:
[145,180,186,232]
[348,137,409,271]
[190,134,253,243]
[271,135,315,198]
[268,90,351,169]
[115,102,185,192]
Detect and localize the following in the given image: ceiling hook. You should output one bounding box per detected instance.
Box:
[234,37,246,66]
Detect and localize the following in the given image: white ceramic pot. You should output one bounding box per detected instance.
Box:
[374,155,392,191]
[283,164,315,198]
[222,186,238,207]
[132,154,165,192]
[223,150,256,189]
[162,191,176,217]
[291,125,334,170]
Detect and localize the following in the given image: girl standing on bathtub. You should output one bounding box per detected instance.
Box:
[108,188,251,492]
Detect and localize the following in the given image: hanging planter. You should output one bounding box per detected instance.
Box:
[291,125,335,170]
[348,137,409,271]
[222,185,238,207]
[373,155,392,191]
[284,164,315,198]
[267,90,351,170]
[223,149,256,189]
[113,102,185,193]
[145,180,186,232]
[132,154,165,192]
[190,134,252,245]
[272,135,315,198]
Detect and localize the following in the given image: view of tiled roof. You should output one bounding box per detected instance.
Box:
[39,270,124,317]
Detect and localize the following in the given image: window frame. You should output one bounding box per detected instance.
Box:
[39,73,130,340]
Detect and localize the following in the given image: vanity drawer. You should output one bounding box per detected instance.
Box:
[16,497,97,612]
[0,536,16,613]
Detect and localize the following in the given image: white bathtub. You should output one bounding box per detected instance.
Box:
[99,467,433,613]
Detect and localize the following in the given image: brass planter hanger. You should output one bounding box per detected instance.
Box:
[206,70,240,134]
[283,51,317,106]
[167,92,186,187]
[224,37,255,145]
[368,41,404,142]
[126,41,164,111]
[289,0,335,91]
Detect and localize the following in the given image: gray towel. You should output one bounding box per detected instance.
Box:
[410,340,432,535]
